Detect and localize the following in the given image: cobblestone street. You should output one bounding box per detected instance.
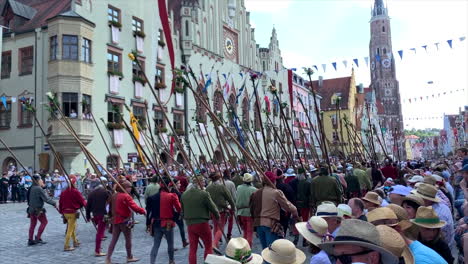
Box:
[0,201,313,264]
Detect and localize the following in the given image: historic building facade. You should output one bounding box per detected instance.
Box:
[0,0,297,172]
[369,0,405,159]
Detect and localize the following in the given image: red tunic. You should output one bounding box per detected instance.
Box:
[59,187,86,214]
[111,192,146,224]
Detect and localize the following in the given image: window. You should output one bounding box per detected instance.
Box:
[1,51,11,78]
[0,102,12,128]
[213,91,223,115]
[108,5,120,23]
[19,101,33,127]
[156,66,165,84]
[107,102,122,123]
[382,26,385,32]
[106,155,120,170]
[82,94,92,120]
[81,38,91,63]
[133,105,145,127]
[185,20,189,37]
[173,112,184,131]
[62,35,78,60]
[132,58,145,78]
[383,48,387,55]
[50,36,58,60]
[154,109,165,129]
[279,82,282,94]
[107,50,121,73]
[331,114,337,128]
[19,46,33,75]
[62,93,78,118]
[132,17,143,33]
[332,131,339,142]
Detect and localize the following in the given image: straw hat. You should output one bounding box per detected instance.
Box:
[401,194,424,206]
[261,239,306,264]
[243,173,253,183]
[408,175,424,183]
[316,202,341,218]
[225,237,263,264]
[295,216,330,246]
[376,225,415,264]
[284,168,296,177]
[337,204,352,218]
[362,191,381,206]
[367,207,399,227]
[423,175,437,186]
[319,219,399,264]
[410,206,446,229]
[387,204,409,221]
[205,254,241,264]
[410,183,440,203]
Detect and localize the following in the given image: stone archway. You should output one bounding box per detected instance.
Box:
[2,157,16,172]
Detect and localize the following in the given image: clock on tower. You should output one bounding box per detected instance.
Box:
[223,26,238,63]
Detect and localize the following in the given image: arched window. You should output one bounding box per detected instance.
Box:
[228,94,236,127]
[242,97,249,129]
[2,157,16,173]
[253,102,261,131]
[213,91,223,118]
[196,84,207,123]
[185,20,189,37]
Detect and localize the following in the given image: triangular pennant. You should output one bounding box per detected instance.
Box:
[410,48,416,54]
[364,57,369,67]
[342,60,348,68]
[435,42,440,50]
[398,50,403,60]
[332,62,337,71]
[353,58,359,67]
[460,36,466,42]
[422,45,427,52]
[322,64,327,72]
[447,39,453,49]
[313,65,318,71]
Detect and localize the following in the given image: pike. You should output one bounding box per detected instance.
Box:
[304,68,332,172]
[99,118,129,175]
[251,78,272,171]
[269,81,307,173]
[265,112,292,164]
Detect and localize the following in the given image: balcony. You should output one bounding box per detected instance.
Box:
[47,118,94,157]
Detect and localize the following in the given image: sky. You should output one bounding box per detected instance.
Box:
[245,0,468,130]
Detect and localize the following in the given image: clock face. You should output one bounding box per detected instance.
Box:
[385,88,392,96]
[225,37,234,55]
[371,61,376,70]
[382,59,391,68]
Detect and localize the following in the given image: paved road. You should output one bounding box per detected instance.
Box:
[0,201,314,264]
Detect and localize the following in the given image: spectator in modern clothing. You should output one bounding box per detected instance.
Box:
[348,198,367,221]
[381,160,398,181]
[144,176,160,202]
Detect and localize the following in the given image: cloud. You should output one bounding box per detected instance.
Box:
[245,0,292,13]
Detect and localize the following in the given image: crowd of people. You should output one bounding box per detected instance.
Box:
[1,147,468,264]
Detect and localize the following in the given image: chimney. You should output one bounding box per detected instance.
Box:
[318,76,323,87]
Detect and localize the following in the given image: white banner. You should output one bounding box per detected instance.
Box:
[113,129,124,147]
[175,93,183,107]
[109,75,120,94]
[199,123,207,136]
[136,36,144,53]
[134,81,143,97]
[111,26,120,44]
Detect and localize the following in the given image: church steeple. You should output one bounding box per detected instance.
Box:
[372,0,387,17]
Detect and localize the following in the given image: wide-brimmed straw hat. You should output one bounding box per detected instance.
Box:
[261,239,306,264]
[387,204,412,230]
[337,204,352,218]
[362,191,381,206]
[401,194,424,206]
[410,183,440,203]
[284,168,296,177]
[408,175,424,183]
[410,206,446,229]
[367,207,399,227]
[225,237,263,264]
[376,225,415,264]
[319,219,399,264]
[205,254,241,264]
[316,202,341,218]
[295,216,330,246]
[243,173,253,183]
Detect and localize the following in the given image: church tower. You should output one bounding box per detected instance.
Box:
[369,0,404,157]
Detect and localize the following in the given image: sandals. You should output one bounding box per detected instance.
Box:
[95,252,107,257]
[126,257,140,263]
[64,247,75,251]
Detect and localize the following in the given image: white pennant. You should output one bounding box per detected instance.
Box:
[342,60,348,68]
[364,57,369,67]
[322,64,327,72]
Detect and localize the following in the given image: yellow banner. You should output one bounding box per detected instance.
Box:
[130,112,147,165]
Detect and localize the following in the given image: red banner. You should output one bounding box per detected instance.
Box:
[158,0,175,92]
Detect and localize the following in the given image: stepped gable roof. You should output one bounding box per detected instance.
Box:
[310,76,351,110]
[0,0,71,33]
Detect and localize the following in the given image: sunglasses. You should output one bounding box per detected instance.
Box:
[334,249,373,264]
